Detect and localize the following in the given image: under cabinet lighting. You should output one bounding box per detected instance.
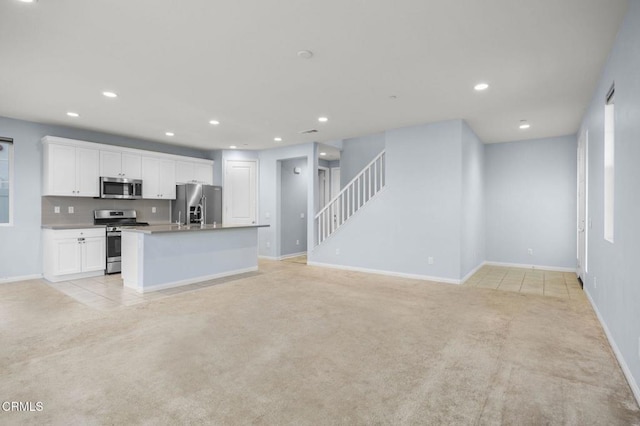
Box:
[66,112,79,117]
[229,145,237,149]
[320,152,326,156]
[209,120,220,125]
[318,117,328,123]
[274,137,282,142]
[102,91,118,98]
[519,121,531,130]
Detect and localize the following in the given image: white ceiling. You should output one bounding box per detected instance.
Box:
[0,0,628,150]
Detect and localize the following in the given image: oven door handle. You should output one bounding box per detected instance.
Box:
[107,232,121,237]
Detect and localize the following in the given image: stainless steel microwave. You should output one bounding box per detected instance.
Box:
[100,177,143,199]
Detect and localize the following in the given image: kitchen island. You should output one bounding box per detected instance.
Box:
[121,224,268,293]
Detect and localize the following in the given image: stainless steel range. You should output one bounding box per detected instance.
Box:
[94,209,149,274]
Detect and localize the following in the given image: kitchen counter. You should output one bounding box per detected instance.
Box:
[41,224,106,230]
[121,223,268,234]
[121,224,268,293]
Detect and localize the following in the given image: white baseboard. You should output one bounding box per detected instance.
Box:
[584,289,640,407]
[461,261,486,283]
[484,261,576,273]
[0,273,44,284]
[307,261,461,285]
[259,252,307,261]
[258,255,279,261]
[130,266,258,294]
[279,251,307,260]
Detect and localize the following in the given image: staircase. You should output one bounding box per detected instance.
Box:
[315,150,386,245]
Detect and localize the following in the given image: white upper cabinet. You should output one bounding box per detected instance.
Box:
[42,136,212,198]
[176,160,214,185]
[43,142,100,197]
[141,156,176,199]
[100,151,142,179]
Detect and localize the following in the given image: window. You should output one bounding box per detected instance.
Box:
[0,137,13,225]
[604,84,615,243]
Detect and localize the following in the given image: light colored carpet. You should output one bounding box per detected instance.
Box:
[1,260,639,425]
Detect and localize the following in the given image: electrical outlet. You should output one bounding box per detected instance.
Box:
[296,240,299,245]
[428,257,434,265]
[527,248,533,255]
[68,206,74,214]
[594,276,597,289]
[152,206,157,213]
[335,248,340,255]
[300,212,305,219]
[54,206,60,214]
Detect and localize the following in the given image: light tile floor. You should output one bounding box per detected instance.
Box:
[46,271,262,311]
[465,265,583,299]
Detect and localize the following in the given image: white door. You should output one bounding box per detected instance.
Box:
[577,130,588,281]
[224,160,257,225]
[330,167,341,225]
[82,237,106,272]
[318,168,328,209]
[76,148,100,197]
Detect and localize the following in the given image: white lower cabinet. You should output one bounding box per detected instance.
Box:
[43,228,106,282]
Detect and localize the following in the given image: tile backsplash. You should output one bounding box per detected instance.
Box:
[42,197,172,225]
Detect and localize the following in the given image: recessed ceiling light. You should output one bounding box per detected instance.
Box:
[66,112,79,117]
[519,123,531,130]
[102,91,118,98]
[209,120,220,125]
[320,152,327,156]
[229,145,237,149]
[17,0,37,3]
[165,132,174,137]
[274,137,282,142]
[318,117,328,123]
[474,83,489,91]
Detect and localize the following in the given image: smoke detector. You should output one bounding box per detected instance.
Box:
[297,50,314,59]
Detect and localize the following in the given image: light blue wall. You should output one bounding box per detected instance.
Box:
[280,157,308,256]
[340,132,385,188]
[579,0,640,397]
[257,143,316,259]
[310,121,470,281]
[461,121,485,277]
[485,135,577,268]
[0,115,209,280]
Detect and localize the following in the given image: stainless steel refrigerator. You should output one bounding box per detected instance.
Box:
[171,184,222,225]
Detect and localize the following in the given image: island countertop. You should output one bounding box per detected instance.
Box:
[120,223,269,234]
